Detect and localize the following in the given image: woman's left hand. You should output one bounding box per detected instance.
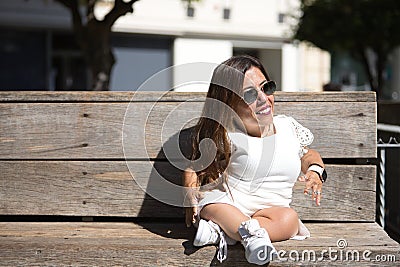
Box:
[298,171,323,206]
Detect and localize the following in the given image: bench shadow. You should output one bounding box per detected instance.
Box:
[136,127,202,254]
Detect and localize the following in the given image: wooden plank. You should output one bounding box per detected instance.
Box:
[0,161,376,221]
[0,91,376,102]
[0,103,128,159]
[274,102,377,159]
[0,160,180,218]
[0,222,398,266]
[0,91,203,103]
[0,101,376,159]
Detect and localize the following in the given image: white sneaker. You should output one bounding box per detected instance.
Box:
[238,219,277,265]
[193,219,237,262]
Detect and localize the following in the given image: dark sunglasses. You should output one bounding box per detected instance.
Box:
[243,80,276,104]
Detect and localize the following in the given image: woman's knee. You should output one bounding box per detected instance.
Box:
[281,207,299,225]
[272,208,299,238]
[279,208,299,237]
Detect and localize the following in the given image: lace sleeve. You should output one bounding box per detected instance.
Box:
[289,117,314,157]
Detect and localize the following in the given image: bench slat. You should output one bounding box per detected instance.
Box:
[0,161,375,221]
[0,222,398,266]
[0,101,376,159]
[0,91,376,102]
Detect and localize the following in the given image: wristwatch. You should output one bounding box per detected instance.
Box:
[308,163,327,183]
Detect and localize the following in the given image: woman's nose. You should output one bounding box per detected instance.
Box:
[257,89,268,103]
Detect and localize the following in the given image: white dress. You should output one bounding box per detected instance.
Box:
[197,115,313,239]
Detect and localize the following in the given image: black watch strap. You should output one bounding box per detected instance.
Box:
[321,169,327,183]
[308,163,327,183]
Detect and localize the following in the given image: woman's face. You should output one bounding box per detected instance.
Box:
[235,66,275,137]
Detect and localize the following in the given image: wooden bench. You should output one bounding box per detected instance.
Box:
[0,91,399,266]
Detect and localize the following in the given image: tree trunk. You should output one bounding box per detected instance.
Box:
[84,21,115,91]
[375,50,387,100]
[358,46,379,98]
[55,0,138,91]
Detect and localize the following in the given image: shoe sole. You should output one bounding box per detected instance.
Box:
[245,238,273,265]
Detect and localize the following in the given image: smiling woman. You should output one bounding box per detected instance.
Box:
[183,55,326,265]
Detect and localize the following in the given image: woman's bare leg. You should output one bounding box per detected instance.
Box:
[252,207,299,242]
[201,204,299,242]
[200,203,249,241]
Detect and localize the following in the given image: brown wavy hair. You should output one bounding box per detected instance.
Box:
[191,55,271,186]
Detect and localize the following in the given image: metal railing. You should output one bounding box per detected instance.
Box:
[376,123,400,229]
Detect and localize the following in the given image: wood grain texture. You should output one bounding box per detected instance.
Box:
[0,161,375,221]
[0,92,393,266]
[0,222,398,266]
[0,101,376,159]
[0,91,376,102]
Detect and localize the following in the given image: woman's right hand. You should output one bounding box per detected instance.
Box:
[182,168,201,227]
[183,187,200,227]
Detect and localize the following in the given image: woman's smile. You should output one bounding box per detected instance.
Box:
[256,105,272,115]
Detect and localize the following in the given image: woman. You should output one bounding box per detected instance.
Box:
[183,55,326,265]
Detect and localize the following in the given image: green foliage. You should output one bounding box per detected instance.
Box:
[295,0,400,54]
[294,0,400,96]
